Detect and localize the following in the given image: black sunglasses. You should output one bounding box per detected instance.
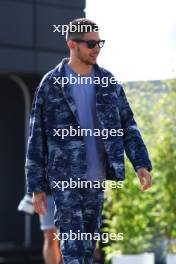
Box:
[72,39,105,49]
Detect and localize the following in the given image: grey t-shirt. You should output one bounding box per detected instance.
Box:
[64,63,106,181]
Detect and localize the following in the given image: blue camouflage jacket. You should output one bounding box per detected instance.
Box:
[25,57,152,193]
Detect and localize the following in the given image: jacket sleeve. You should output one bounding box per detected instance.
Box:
[25,75,50,193]
[117,83,152,172]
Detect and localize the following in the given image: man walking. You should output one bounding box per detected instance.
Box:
[25,18,152,264]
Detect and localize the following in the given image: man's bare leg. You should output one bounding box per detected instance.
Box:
[43,228,62,264]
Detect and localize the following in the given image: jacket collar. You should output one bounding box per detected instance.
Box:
[54,57,102,76]
[52,57,105,124]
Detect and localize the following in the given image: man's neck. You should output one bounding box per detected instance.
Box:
[68,58,93,76]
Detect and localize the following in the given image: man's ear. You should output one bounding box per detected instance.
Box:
[67,40,75,49]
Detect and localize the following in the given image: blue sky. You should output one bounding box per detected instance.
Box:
[86,0,176,81]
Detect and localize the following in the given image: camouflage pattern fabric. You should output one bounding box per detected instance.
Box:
[25,57,152,193]
[52,186,104,264]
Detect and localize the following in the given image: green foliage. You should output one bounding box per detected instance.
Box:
[153,80,176,252]
[102,79,176,262]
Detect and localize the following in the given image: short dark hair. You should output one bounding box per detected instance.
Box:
[65,18,99,41]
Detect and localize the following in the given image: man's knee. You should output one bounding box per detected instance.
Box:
[43,228,58,247]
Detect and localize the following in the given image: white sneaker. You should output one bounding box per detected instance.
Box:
[17,194,34,215]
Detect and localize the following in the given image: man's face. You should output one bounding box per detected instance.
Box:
[71,32,102,65]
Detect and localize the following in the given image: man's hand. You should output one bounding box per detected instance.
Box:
[33,192,47,215]
[137,168,152,192]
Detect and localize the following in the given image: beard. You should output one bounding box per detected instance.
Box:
[77,46,97,65]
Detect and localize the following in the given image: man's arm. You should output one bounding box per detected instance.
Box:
[117,83,152,191]
[33,192,47,214]
[25,74,51,213]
